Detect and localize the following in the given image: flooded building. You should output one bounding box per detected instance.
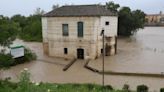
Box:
[42,5,118,60]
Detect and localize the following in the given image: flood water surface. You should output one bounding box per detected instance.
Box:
[114,27,164,73]
[1,27,164,91]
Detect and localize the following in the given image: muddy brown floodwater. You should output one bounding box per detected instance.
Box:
[0,27,164,92]
[90,27,164,74]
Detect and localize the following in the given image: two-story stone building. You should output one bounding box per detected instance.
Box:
[42,5,118,60]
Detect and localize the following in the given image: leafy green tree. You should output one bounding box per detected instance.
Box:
[52,4,59,10]
[106,1,120,13]
[118,7,145,36]
[0,15,19,47]
[20,15,42,42]
[118,7,133,36]
[11,14,27,28]
[34,8,45,15]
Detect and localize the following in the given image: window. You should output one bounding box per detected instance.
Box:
[64,48,68,54]
[101,49,103,54]
[77,22,83,37]
[62,24,69,36]
[105,21,109,25]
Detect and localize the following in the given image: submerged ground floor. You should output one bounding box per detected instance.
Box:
[43,36,117,60]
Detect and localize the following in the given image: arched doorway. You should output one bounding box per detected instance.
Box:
[77,48,84,59]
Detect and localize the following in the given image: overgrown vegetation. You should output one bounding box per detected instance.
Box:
[0,47,36,69]
[11,14,42,42]
[0,9,43,43]
[0,14,37,69]
[0,15,18,47]
[106,1,146,37]
[0,53,14,68]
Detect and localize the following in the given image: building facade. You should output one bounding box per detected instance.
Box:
[145,11,164,26]
[42,5,118,60]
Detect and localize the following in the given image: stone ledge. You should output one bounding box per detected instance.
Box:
[84,60,164,78]
[63,58,77,71]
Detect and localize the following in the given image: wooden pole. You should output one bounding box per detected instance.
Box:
[102,30,105,89]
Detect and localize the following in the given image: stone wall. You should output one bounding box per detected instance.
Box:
[42,16,118,59]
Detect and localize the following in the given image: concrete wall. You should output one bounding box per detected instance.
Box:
[42,17,98,59]
[42,18,48,43]
[96,16,118,56]
[145,14,164,24]
[100,16,118,37]
[42,16,118,59]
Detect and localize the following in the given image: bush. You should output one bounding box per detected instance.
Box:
[104,85,113,90]
[122,84,130,92]
[137,85,148,92]
[160,88,164,92]
[24,47,37,61]
[0,53,14,68]
[0,77,17,89]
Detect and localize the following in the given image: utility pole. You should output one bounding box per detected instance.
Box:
[100,29,105,89]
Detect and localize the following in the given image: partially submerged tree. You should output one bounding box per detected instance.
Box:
[118,7,146,36]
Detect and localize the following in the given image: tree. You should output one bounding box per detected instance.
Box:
[106,1,120,13]
[0,16,18,48]
[118,7,133,36]
[20,15,42,42]
[34,8,45,15]
[11,14,27,28]
[118,7,145,36]
[52,4,59,10]
[106,2,146,37]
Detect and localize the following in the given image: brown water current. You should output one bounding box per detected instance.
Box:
[0,27,164,91]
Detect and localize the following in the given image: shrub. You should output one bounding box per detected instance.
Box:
[122,84,130,92]
[160,88,164,92]
[137,85,148,92]
[15,68,32,92]
[19,68,31,84]
[104,85,113,90]
[0,53,14,68]
[24,47,37,61]
[0,77,17,89]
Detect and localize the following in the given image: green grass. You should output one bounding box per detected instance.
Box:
[0,81,126,92]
